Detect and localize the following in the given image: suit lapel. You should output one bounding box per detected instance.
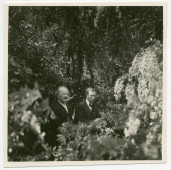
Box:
[56,101,69,121]
[83,101,91,120]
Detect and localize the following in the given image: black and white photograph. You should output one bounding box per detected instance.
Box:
[3,1,167,167]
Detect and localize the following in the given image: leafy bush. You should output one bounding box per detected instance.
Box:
[100,103,128,128]
[8,85,52,161]
[53,120,126,161]
[53,119,159,160]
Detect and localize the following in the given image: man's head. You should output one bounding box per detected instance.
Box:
[85,88,97,104]
[56,86,70,104]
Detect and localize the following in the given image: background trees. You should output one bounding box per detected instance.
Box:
[9,6,163,96]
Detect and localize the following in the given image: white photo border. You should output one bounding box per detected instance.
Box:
[3,1,167,167]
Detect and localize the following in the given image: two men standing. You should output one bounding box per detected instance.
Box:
[44,86,100,146]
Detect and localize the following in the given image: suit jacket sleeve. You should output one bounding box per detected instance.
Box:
[92,106,101,120]
[74,104,83,123]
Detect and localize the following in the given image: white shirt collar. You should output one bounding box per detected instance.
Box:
[58,100,68,113]
[86,99,90,106]
[86,99,92,111]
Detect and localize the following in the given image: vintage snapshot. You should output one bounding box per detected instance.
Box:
[4,1,166,167]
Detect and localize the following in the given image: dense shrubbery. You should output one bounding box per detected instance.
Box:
[53,120,128,161]
[8,41,162,161]
[8,85,52,161]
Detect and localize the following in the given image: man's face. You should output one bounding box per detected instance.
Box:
[87,91,97,104]
[57,87,70,103]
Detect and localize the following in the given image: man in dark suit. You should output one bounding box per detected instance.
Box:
[74,88,101,123]
[44,86,72,147]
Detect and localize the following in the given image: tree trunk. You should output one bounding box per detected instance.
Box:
[87,58,94,86]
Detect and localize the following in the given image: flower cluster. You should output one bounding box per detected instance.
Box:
[114,41,163,159]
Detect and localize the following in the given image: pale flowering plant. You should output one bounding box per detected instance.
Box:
[114,41,163,159]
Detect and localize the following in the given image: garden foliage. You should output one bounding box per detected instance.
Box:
[7,6,163,161]
[8,41,163,161]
